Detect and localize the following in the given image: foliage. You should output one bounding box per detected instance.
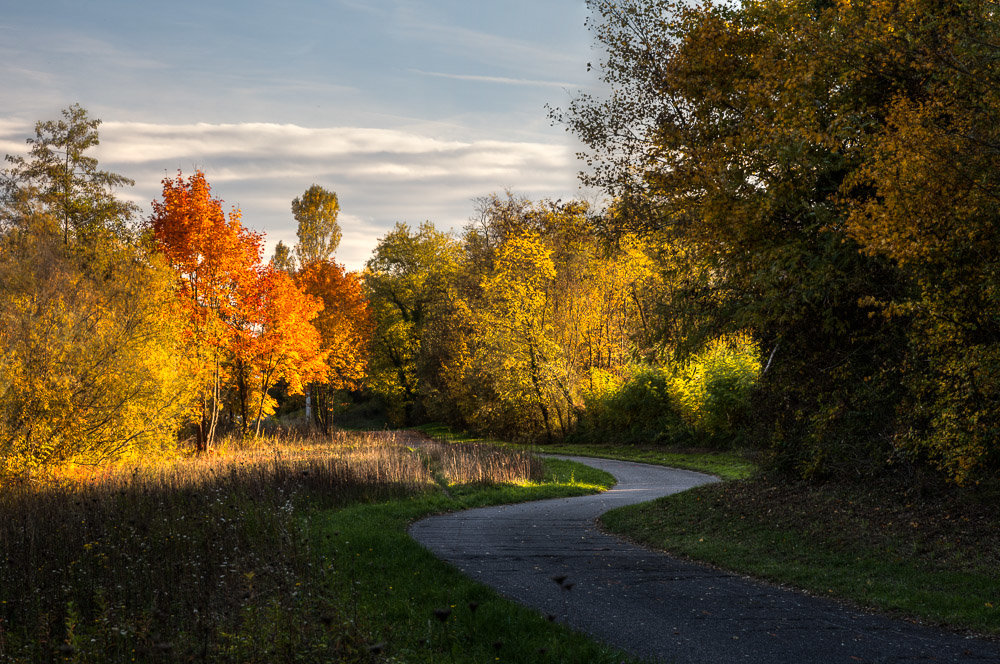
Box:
[1,103,138,246]
[364,222,463,426]
[468,229,567,440]
[836,1,1000,484]
[0,219,190,473]
[575,365,679,446]
[150,171,326,447]
[296,261,372,433]
[555,0,1000,481]
[292,184,341,268]
[270,239,296,273]
[670,332,761,442]
[150,170,261,448]
[0,106,188,472]
[236,266,327,435]
[575,332,761,448]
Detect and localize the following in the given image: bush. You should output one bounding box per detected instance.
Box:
[574,333,761,448]
[670,332,762,444]
[575,366,682,445]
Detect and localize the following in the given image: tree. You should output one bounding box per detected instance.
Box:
[150,170,264,450]
[270,240,296,273]
[454,196,659,441]
[0,108,188,472]
[472,230,566,441]
[296,261,371,433]
[239,266,327,436]
[557,0,913,480]
[838,1,1000,483]
[292,185,341,267]
[0,217,191,473]
[1,103,137,245]
[364,222,461,425]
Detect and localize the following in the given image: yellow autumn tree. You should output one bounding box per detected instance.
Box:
[466,230,571,441]
[0,214,191,474]
[0,106,190,474]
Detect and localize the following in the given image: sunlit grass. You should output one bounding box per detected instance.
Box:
[416,423,755,481]
[0,430,628,663]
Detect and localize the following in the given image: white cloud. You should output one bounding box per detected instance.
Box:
[1,119,586,270]
[410,69,583,90]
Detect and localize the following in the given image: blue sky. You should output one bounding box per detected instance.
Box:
[0,0,602,267]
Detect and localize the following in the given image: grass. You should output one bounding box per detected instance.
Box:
[601,478,1000,637]
[529,442,755,481]
[310,459,627,664]
[414,424,756,481]
[0,429,630,663]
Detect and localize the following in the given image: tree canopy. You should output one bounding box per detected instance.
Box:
[292,184,342,268]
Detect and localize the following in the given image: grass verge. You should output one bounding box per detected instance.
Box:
[601,478,1000,636]
[531,442,754,481]
[414,423,754,481]
[310,460,630,663]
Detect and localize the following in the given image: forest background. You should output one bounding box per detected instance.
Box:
[2,0,999,490]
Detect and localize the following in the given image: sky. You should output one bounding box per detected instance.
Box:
[0,0,604,269]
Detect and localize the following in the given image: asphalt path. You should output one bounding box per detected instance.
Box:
[408,455,1000,663]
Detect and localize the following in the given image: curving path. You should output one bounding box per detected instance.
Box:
[409,455,1000,663]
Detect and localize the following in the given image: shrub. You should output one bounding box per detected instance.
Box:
[670,332,762,444]
[574,333,761,448]
[575,365,681,445]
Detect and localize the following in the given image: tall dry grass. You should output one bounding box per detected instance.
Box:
[0,429,541,663]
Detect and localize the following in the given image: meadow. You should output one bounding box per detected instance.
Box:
[0,430,629,663]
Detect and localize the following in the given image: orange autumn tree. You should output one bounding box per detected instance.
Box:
[241,265,327,436]
[150,170,325,448]
[295,260,371,434]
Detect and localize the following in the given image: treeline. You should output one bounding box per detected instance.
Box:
[363,197,761,450]
[4,0,999,488]
[0,106,369,473]
[560,0,1000,485]
[366,0,1000,487]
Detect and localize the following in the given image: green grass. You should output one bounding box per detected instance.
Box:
[601,479,1000,636]
[414,423,755,481]
[308,458,635,663]
[530,442,755,481]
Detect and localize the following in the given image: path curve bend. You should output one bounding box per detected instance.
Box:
[409,455,999,663]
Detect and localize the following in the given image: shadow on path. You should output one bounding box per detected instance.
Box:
[409,455,1000,663]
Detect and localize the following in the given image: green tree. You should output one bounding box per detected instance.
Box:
[1,103,137,246]
[270,240,296,273]
[558,0,912,479]
[292,185,341,267]
[364,222,461,425]
[838,1,1000,483]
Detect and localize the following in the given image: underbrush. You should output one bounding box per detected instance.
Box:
[0,430,626,663]
[574,332,761,449]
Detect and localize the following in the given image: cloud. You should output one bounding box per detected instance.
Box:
[409,69,582,90]
[0,119,586,269]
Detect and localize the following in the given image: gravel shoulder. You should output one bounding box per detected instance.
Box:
[409,455,1000,664]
